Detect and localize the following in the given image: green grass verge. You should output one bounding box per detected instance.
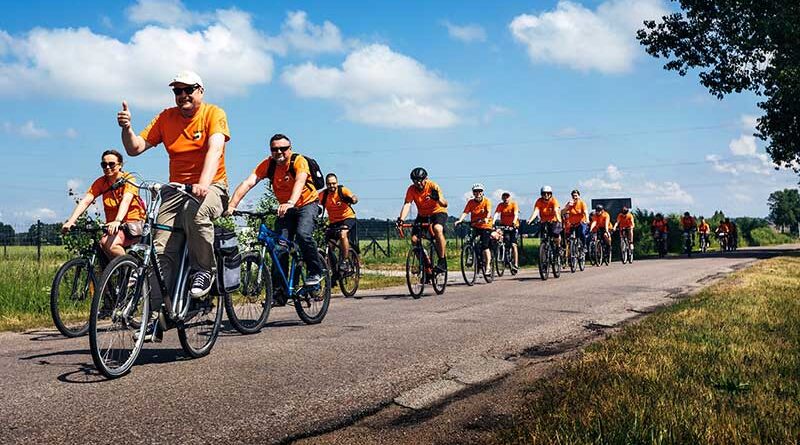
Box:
[496,255,800,445]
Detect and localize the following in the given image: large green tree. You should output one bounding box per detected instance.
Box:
[637,1,800,170]
[767,188,800,234]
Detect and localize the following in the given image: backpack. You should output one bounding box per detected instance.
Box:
[321,185,354,215]
[265,153,325,191]
[211,226,241,295]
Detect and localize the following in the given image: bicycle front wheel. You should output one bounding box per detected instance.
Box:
[224,251,272,335]
[178,291,223,358]
[51,258,97,337]
[568,240,577,273]
[552,243,562,278]
[293,252,332,324]
[338,247,361,298]
[461,243,477,286]
[89,254,149,379]
[538,242,550,280]
[406,248,425,298]
[494,243,506,277]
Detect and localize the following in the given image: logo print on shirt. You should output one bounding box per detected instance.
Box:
[193,130,202,140]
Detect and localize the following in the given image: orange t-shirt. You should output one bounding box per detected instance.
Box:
[564,199,588,225]
[253,154,319,207]
[464,198,493,229]
[140,103,230,185]
[616,213,634,229]
[680,216,697,230]
[88,173,145,223]
[591,211,611,232]
[717,222,731,234]
[534,197,560,223]
[320,186,356,223]
[652,219,668,233]
[494,201,519,227]
[698,222,710,233]
[404,180,447,217]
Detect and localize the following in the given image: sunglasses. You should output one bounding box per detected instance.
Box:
[473,190,483,194]
[100,162,118,169]
[270,145,291,153]
[172,84,200,96]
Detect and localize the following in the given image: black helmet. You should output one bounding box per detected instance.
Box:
[684,211,690,217]
[595,204,604,212]
[656,213,663,218]
[410,167,428,181]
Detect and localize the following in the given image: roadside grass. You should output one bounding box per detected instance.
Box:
[496,255,800,445]
[346,273,406,291]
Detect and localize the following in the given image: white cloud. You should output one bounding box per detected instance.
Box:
[729,134,757,156]
[65,128,78,139]
[0,4,273,109]
[606,164,622,180]
[580,164,693,208]
[282,44,462,128]
[266,10,350,56]
[3,120,49,138]
[66,178,83,192]
[15,207,58,222]
[126,0,211,27]
[580,164,623,191]
[443,21,487,43]
[509,0,668,73]
[705,153,772,176]
[740,114,758,132]
[554,127,579,138]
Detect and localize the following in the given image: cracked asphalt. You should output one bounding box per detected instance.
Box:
[1,245,795,445]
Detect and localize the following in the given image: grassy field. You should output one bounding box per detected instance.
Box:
[496,255,800,445]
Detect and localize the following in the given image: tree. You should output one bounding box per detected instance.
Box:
[0,222,14,242]
[767,189,800,234]
[637,1,800,170]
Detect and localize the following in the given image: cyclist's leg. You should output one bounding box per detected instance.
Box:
[153,189,188,298]
[185,182,227,275]
[510,230,519,267]
[480,229,491,268]
[100,229,126,258]
[431,213,448,264]
[293,203,324,278]
[338,218,356,256]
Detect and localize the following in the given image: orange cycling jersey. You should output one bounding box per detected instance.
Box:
[405,180,447,217]
[254,154,319,207]
[681,216,697,230]
[698,222,710,233]
[88,173,145,223]
[320,186,356,223]
[564,199,588,225]
[652,219,668,233]
[591,211,611,232]
[494,201,519,227]
[717,222,731,234]
[464,198,492,229]
[616,212,634,229]
[534,197,560,223]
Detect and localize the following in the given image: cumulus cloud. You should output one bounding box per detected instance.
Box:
[580,164,693,207]
[443,21,487,43]
[66,178,83,192]
[266,10,351,56]
[282,44,462,128]
[3,120,49,138]
[509,0,668,73]
[579,164,622,191]
[65,128,78,139]
[0,2,273,109]
[706,118,776,176]
[15,207,58,222]
[729,134,757,156]
[740,114,758,132]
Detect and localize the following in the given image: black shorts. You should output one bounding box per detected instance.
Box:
[473,228,493,250]
[500,227,518,245]
[326,218,356,240]
[413,213,448,238]
[541,221,562,237]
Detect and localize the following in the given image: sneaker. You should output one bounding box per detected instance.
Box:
[127,271,139,288]
[305,274,322,286]
[435,258,448,273]
[190,271,214,298]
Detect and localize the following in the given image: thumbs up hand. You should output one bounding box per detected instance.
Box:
[117,100,131,129]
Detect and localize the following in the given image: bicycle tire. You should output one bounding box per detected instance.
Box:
[338,247,361,298]
[482,251,494,283]
[494,242,506,277]
[432,262,447,295]
[406,248,425,298]
[552,242,561,278]
[89,254,149,379]
[293,252,332,324]
[538,242,549,281]
[568,239,577,273]
[461,243,477,286]
[50,258,96,337]
[178,292,224,357]
[224,251,272,335]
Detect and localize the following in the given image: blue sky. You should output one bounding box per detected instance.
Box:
[1,0,797,228]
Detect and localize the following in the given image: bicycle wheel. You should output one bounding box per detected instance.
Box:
[577,240,586,271]
[178,290,224,358]
[50,258,97,337]
[482,251,494,283]
[338,247,361,298]
[538,242,549,280]
[603,243,611,266]
[406,248,425,298]
[620,240,628,264]
[293,252,332,324]
[89,255,149,379]
[494,242,505,277]
[224,251,272,335]
[568,239,577,273]
[431,256,447,295]
[552,243,562,278]
[461,243,477,286]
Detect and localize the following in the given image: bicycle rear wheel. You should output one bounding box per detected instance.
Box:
[552,243,562,278]
[224,251,272,335]
[432,264,447,295]
[293,252,332,324]
[568,240,577,273]
[494,242,506,277]
[578,241,586,271]
[51,258,97,337]
[89,255,149,379]
[178,289,223,358]
[538,242,550,280]
[406,248,425,298]
[338,247,361,298]
[461,243,477,286]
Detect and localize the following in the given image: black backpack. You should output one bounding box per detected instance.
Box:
[321,185,353,213]
[265,153,325,191]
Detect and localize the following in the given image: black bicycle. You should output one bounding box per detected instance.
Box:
[397,222,447,298]
[618,228,634,264]
[654,231,669,258]
[493,225,518,277]
[682,229,695,257]
[459,227,493,286]
[50,223,107,337]
[699,232,710,253]
[322,224,361,298]
[537,223,561,280]
[566,226,586,273]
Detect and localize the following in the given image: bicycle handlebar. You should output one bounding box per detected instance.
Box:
[232,209,271,219]
[396,221,434,239]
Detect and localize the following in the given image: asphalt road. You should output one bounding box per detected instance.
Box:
[1,245,796,445]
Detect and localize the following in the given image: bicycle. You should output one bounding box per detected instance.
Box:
[654,231,669,258]
[397,222,447,298]
[89,181,224,378]
[50,223,107,337]
[322,224,361,298]
[566,226,586,272]
[618,228,634,264]
[682,230,695,257]
[493,226,518,277]
[459,227,493,286]
[225,210,275,334]
[537,223,561,280]
[717,232,730,252]
[699,233,710,253]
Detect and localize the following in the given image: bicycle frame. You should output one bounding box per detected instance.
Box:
[256,224,303,296]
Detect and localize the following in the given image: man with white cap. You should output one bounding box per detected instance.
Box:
[117,70,230,301]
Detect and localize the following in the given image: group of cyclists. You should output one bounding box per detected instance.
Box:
[57,70,742,377]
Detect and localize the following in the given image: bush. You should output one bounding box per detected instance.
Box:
[749,227,795,246]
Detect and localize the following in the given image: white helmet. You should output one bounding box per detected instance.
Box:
[540,185,553,194]
[472,183,485,192]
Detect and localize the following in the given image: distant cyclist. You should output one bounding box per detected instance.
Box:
[319,173,358,267]
[612,206,635,250]
[493,192,520,271]
[455,183,493,273]
[563,189,589,250]
[698,216,710,248]
[527,186,562,248]
[397,167,449,272]
[680,212,697,245]
[590,205,612,251]
[652,213,669,250]
[716,218,732,250]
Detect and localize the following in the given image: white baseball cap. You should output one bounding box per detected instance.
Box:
[168,70,204,88]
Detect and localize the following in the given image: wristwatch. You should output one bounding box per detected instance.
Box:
[287,199,296,206]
